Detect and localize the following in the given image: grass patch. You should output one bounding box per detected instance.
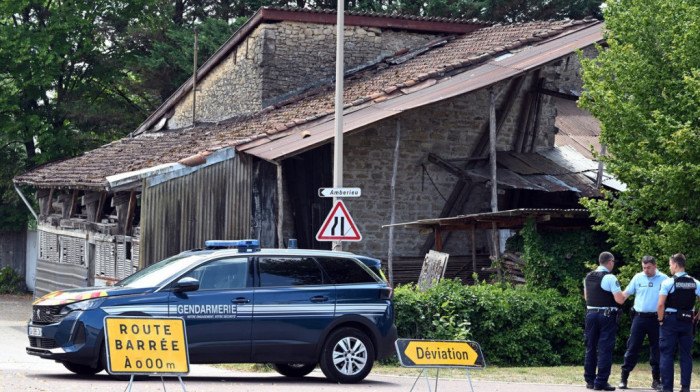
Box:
[220,362,700,388]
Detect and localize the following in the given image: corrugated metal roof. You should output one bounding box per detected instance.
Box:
[240,22,603,161]
[454,145,624,197]
[553,96,602,159]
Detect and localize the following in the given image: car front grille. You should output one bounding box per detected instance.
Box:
[31,305,64,324]
[29,336,59,349]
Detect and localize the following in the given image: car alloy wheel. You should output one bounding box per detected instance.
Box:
[320,327,374,383]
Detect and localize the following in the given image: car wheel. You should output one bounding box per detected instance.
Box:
[319,327,375,383]
[62,361,103,375]
[273,363,316,377]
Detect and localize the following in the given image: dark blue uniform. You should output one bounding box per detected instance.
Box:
[584,266,621,390]
[659,273,700,392]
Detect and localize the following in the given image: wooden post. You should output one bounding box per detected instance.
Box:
[96,192,107,223]
[471,224,476,281]
[125,191,137,236]
[277,163,284,248]
[492,221,501,280]
[489,89,498,213]
[596,144,607,188]
[192,26,198,125]
[69,190,79,218]
[387,119,401,287]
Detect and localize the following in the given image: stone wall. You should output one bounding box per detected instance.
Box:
[169,21,443,129]
[337,69,563,258]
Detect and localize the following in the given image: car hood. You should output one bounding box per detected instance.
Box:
[32,286,155,306]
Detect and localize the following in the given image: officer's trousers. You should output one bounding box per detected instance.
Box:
[659,312,694,391]
[584,311,618,387]
[621,314,660,375]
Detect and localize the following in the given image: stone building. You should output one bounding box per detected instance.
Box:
[14,8,611,294]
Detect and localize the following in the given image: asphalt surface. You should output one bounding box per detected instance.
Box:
[0,294,662,392]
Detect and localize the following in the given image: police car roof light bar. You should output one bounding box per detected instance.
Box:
[204,239,260,252]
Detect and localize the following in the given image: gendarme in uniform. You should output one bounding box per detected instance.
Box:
[657,253,700,392]
[584,252,623,391]
[618,256,667,389]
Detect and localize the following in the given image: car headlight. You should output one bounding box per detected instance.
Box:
[59,298,106,315]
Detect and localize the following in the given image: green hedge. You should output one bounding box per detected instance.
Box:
[394,279,585,366]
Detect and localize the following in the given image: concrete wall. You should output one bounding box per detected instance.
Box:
[0,230,26,277]
[169,21,442,129]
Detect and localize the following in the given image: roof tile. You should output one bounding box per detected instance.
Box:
[15,18,600,189]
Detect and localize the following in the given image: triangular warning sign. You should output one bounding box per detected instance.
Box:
[316,200,362,242]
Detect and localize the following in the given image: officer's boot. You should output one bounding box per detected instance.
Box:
[618,370,629,389]
[651,371,661,390]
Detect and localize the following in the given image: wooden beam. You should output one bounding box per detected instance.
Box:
[95,192,107,223]
[68,190,79,218]
[36,188,54,217]
[420,75,526,253]
[434,228,443,252]
[471,225,476,280]
[538,88,579,101]
[125,191,137,236]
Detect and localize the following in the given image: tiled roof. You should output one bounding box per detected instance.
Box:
[14,18,601,190]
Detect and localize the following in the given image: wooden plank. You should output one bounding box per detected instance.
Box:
[417,250,450,291]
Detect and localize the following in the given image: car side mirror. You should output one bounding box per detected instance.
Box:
[174,277,200,293]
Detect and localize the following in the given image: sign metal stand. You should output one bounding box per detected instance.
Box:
[125,375,187,392]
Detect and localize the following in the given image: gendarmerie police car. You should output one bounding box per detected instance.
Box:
[27,240,397,383]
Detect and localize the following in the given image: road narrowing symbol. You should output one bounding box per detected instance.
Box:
[316,200,362,241]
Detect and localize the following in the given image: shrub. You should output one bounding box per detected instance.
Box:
[0,266,25,294]
[393,278,585,366]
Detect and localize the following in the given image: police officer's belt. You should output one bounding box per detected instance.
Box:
[637,312,657,317]
[587,308,618,313]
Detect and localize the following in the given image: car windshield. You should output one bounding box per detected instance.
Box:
[116,253,205,288]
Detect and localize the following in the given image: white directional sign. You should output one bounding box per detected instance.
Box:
[318,187,361,198]
[316,200,362,241]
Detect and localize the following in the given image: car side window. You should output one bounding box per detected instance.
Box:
[184,257,250,290]
[316,257,379,284]
[257,257,323,287]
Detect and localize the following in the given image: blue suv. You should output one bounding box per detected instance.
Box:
[27,240,397,383]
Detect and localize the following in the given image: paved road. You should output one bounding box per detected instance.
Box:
[0,294,637,392]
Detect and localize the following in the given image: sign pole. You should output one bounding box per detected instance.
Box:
[333,0,345,252]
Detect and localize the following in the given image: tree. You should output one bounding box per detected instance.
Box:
[579,0,700,271]
[0,1,242,230]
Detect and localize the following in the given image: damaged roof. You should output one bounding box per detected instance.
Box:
[463,145,615,198]
[383,208,592,230]
[553,96,602,160]
[14,9,603,191]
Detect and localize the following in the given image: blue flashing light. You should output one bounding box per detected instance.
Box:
[205,239,260,252]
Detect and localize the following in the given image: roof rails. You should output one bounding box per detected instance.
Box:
[205,239,261,252]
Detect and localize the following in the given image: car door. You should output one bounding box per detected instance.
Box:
[251,256,336,363]
[168,256,253,363]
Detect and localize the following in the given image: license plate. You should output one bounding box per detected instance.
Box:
[28,327,42,337]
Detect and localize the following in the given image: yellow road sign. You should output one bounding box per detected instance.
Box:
[395,339,485,368]
[104,316,190,375]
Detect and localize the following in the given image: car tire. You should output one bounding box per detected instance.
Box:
[62,361,103,376]
[319,327,375,383]
[272,363,316,378]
